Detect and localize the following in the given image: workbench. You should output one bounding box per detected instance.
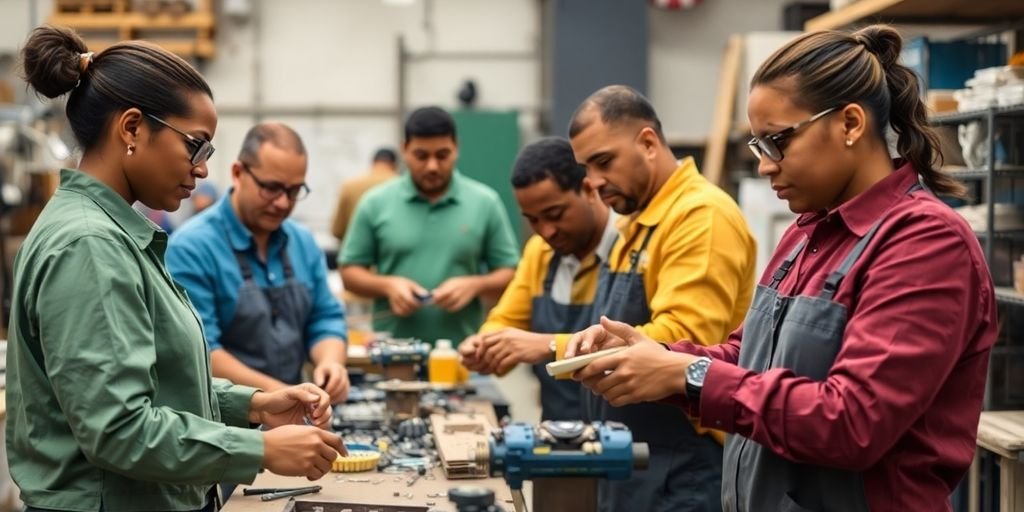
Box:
[222,388,515,512]
[221,466,514,512]
[971,411,1024,512]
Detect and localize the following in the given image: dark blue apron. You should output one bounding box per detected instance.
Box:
[722,183,922,512]
[530,253,599,421]
[219,244,312,385]
[530,253,601,512]
[586,226,723,512]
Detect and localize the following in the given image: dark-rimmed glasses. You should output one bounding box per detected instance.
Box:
[240,162,310,202]
[146,113,215,166]
[747,107,838,162]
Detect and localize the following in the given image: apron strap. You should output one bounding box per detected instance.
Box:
[769,238,808,290]
[541,252,562,295]
[280,245,296,280]
[628,225,657,273]
[232,251,255,281]
[819,182,924,301]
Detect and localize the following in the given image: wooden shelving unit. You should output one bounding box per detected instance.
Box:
[805,0,1024,31]
[47,0,216,59]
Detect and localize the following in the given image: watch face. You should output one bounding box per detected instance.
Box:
[687,358,711,386]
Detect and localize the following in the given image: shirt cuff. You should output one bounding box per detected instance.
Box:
[219,384,261,428]
[699,360,746,433]
[217,427,265,485]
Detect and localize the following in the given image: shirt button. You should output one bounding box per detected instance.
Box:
[715,420,722,426]
[269,273,276,280]
[811,248,818,253]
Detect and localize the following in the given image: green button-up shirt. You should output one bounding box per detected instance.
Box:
[6,170,264,511]
[339,171,520,343]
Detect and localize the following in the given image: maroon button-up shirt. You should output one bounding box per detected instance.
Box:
[669,164,997,511]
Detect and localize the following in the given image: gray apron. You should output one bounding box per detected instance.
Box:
[530,254,599,512]
[530,254,597,421]
[722,183,921,512]
[219,245,312,385]
[586,226,723,512]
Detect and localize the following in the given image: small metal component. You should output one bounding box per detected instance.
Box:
[404,492,414,499]
[426,502,436,506]
[393,491,400,497]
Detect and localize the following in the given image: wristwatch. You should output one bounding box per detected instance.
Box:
[549,338,558,355]
[685,357,713,407]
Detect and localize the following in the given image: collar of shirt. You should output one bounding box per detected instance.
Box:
[634,157,699,228]
[58,169,161,252]
[213,188,288,255]
[595,210,620,263]
[551,209,620,304]
[795,160,920,238]
[400,169,463,206]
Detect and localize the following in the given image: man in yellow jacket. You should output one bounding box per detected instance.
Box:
[565,85,757,511]
[460,137,616,512]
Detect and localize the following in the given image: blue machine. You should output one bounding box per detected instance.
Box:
[369,338,431,366]
[482,421,649,492]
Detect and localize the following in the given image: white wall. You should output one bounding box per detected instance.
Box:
[648,0,797,142]
[0,0,542,244]
[204,0,541,244]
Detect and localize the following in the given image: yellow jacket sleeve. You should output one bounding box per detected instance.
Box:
[479,235,548,334]
[637,204,755,346]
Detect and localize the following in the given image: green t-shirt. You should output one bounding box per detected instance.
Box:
[340,171,520,343]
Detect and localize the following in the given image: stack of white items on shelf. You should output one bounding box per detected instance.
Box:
[954,66,1024,111]
[953,66,1024,169]
[953,203,1024,233]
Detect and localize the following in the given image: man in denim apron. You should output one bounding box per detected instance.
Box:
[459,137,617,512]
[167,123,349,403]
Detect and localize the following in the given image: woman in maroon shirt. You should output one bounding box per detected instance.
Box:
[567,24,997,512]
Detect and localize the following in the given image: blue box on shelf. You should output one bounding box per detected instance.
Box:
[900,37,1007,91]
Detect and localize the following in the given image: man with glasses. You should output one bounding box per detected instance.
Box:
[166,122,350,407]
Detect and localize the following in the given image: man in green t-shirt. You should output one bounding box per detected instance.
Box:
[339,107,520,344]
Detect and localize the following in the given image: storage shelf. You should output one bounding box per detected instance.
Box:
[805,0,1024,31]
[996,287,1024,307]
[930,105,1024,126]
[49,12,214,30]
[945,166,1024,181]
[975,231,1024,240]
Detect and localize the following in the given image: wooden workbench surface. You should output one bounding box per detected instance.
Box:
[223,397,513,512]
[222,467,514,512]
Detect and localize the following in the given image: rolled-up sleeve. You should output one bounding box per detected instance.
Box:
[697,218,988,471]
[40,236,264,485]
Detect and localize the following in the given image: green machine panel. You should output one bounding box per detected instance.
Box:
[451,110,523,244]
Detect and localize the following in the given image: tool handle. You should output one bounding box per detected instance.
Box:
[258,486,322,501]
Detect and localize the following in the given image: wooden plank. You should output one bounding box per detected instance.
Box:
[702,35,743,188]
[1000,456,1024,512]
[49,12,215,29]
[806,0,1024,31]
[977,412,1024,458]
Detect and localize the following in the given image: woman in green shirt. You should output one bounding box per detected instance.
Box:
[7,26,345,511]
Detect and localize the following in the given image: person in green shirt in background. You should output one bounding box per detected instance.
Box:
[340,107,520,344]
[8,26,345,512]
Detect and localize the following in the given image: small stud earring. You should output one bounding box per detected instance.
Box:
[845,139,853,147]
[127,144,135,156]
